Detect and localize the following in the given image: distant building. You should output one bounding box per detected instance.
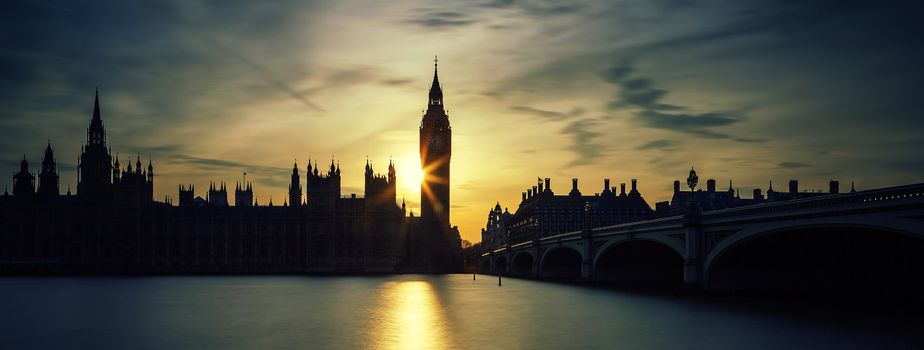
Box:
[0,63,463,274]
[656,177,845,217]
[482,177,654,251]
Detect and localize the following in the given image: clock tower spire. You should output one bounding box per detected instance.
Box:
[420,57,452,228]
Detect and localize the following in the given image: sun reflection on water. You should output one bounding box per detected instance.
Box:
[368,280,451,350]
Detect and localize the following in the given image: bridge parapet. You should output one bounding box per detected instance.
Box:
[503,183,924,247]
[702,183,924,221]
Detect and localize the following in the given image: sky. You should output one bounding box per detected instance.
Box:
[2,0,923,242]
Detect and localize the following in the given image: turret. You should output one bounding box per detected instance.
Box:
[289,160,302,207]
[38,141,60,200]
[113,154,121,182]
[13,155,35,200]
[388,158,396,184]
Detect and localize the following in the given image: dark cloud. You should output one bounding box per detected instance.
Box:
[609,78,683,111]
[404,10,477,28]
[635,110,737,133]
[560,118,602,166]
[777,162,810,169]
[381,78,413,86]
[510,106,584,121]
[636,139,680,151]
[171,154,287,174]
[480,0,583,17]
[602,63,762,142]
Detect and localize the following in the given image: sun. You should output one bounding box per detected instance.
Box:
[397,155,424,197]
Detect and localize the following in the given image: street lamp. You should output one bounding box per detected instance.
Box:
[687,167,699,210]
[687,166,699,192]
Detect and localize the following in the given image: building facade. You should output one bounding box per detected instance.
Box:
[0,64,462,274]
[482,177,654,252]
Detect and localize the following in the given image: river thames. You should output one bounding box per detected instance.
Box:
[1,274,921,349]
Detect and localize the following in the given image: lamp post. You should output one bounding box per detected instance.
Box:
[687,166,701,214]
[687,166,699,202]
[683,166,703,291]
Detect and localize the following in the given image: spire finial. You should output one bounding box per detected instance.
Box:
[434,55,438,68]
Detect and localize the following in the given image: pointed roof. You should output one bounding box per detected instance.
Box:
[89,89,104,132]
[92,89,102,122]
[429,56,443,101]
[43,140,54,160]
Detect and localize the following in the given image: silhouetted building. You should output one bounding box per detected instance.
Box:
[482,202,510,251]
[235,182,253,207]
[409,58,463,271]
[207,182,229,207]
[289,162,302,207]
[37,142,59,202]
[657,176,844,217]
[12,156,35,201]
[483,177,654,251]
[0,63,463,274]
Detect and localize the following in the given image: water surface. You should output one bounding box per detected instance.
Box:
[0,275,920,349]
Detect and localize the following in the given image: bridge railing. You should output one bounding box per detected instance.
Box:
[702,182,924,220]
[492,182,924,251]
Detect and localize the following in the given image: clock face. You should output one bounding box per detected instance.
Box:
[429,136,443,149]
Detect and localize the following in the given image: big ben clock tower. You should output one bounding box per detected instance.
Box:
[420,57,451,228]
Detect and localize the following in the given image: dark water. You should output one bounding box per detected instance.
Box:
[1,275,921,349]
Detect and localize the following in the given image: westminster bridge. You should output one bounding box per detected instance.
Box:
[482,183,924,290]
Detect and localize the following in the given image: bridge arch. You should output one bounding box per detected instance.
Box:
[509,251,534,277]
[539,245,582,280]
[494,255,508,275]
[593,238,684,286]
[704,222,924,291]
[480,258,492,274]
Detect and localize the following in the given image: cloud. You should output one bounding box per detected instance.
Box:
[510,106,584,121]
[171,154,287,174]
[381,78,413,86]
[560,118,602,166]
[636,139,680,151]
[404,10,477,28]
[480,0,583,17]
[602,63,762,142]
[777,162,810,169]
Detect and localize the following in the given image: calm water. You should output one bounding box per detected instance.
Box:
[1,275,921,349]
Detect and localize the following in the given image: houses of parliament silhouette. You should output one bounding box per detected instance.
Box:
[0,62,462,274]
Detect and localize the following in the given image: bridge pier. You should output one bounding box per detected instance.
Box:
[532,240,540,277]
[681,207,704,291]
[581,228,594,281]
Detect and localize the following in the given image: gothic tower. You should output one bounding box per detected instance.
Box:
[420,58,452,227]
[77,90,113,202]
[289,161,302,207]
[12,156,35,200]
[38,141,59,200]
